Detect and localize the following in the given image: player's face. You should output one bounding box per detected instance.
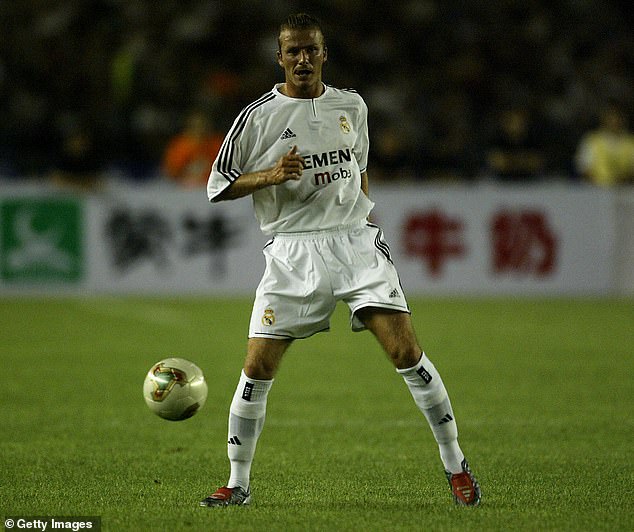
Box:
[277,28,327,99]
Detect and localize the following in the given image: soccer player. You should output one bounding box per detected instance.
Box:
[201,13,480,507]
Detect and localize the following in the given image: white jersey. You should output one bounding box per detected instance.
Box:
[207,84,374,234]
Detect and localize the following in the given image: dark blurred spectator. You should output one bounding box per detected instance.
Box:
[0,1,632,183]
[162,110,224,188]
[50,125,103,190]
[370,126,417,181]
[484,106,547,181]
[419,89,482,181]
[575,101,634,186]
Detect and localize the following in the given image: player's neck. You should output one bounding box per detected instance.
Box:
[280,82,324,99]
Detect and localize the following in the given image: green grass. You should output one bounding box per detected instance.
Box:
[1,297,633,531]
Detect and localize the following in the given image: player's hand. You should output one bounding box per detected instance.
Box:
[268,146,305,184]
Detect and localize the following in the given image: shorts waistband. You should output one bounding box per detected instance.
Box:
[274,220,367,240]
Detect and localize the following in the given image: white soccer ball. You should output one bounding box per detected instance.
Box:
[143,358,208,421]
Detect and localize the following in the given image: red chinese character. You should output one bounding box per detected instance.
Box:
[491,210,557,276]
[403,210,466,276]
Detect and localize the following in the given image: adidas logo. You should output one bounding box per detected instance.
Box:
[388,288,399,298]
[438,413,454,425]
[279,128,296,140]
[228,436,242,445]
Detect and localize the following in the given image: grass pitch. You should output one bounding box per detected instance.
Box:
[1,297,633,531]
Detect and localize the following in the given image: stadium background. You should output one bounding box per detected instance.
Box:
[1,2,633,531]
[0,0,632,181]
[1,0,633,295]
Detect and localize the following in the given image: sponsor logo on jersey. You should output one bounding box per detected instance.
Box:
[300,148,355,187]
[314,167,352,186]
[301,148,352,170]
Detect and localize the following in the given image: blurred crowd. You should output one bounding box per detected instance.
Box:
[1,0,633,187]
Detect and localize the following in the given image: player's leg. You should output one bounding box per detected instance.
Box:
[202,233,339,506]
[355,307,463,460]
[201,337,291,507]
[354,307,421,368]
[228,337,290,488]
[243,336,292,380]
[355,307,480,505]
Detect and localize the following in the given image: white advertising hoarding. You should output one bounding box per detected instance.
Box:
[0,182,616,295]
[372,184,615,295]
[84,187,265,294]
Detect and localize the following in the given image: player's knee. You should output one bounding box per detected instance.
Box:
[243,359,275,380]
[244,352,283,380]
[387,345,421,370]
[244,338,290,380]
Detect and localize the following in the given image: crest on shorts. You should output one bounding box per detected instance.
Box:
[262,308,276,326]
[339,115,351,134]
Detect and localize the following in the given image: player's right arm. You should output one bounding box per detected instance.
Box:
[211,146,304,202]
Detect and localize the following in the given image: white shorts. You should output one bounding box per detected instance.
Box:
[248,221,410,339]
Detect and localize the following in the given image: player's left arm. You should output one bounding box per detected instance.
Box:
[361,171,374,223]
[354,95,370,199]
[360,171,369,198]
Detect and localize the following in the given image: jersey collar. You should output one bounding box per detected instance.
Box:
[273,83,328,100]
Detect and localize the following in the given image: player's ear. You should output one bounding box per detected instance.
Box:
[276,49,283,68]
[323,46,328,63]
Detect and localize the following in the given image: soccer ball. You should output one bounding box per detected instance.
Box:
[143,358,208,421]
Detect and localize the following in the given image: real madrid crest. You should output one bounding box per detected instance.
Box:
[262,308,276,326]
[339,115,351,134]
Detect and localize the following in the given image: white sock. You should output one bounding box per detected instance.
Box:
[397,353,465,474]
[226,370,273,489]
